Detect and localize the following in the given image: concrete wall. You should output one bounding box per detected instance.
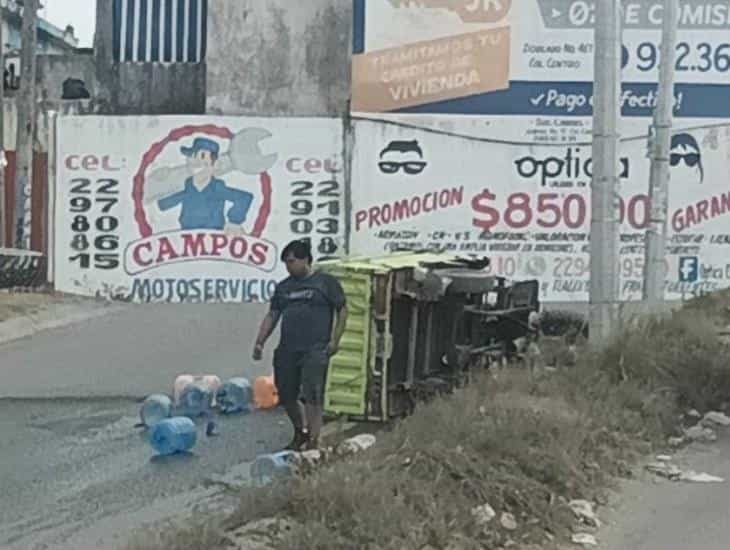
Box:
[35,53,98,103]
[206,0,352,117]
[92,0,206,115]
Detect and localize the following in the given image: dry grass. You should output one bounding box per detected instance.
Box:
[125,297,730,550]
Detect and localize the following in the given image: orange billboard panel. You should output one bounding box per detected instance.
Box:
[352,27,511,113]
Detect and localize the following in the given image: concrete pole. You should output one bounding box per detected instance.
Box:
[643,0,678,306]
[0,9,5,247]
[14,0,38,249]
[589,0,622,342]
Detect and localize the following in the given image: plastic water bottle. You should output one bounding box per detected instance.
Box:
[177,382,213,418]
[253,376,280,409]
[140,394,173,427]
[148,417,197,456]
[250,451,297,486]
[174,375,221,406]
[217,378,254,414]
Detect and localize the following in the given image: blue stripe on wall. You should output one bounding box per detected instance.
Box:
[163,0,173,62]
[124,0,135,61]
[187,0,198,62]
[112,0,122,62]
[176,0,186,62]
[200,0,207,61]
[138,0,149,61]
[353,0,366,55]
[151,0,161,62]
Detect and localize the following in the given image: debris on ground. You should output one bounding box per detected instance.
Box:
[227,518,297,550]
[687,409,702,419]
[655,455,672,462]
[500,512,518,531]
[683,425,717,443]
[334,433,377,456]
[571,533,598,547]
[471,503,496,526]
[645,462,682,480]
[645,462,724,483]
[668,436,685,447]
[678,471,724,483]
[701,411,730,427]
[569,500,601,528]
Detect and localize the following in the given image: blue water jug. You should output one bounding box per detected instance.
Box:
[250,451,297,485]
[217,378,254,414]
[177,382,212,418]
[149,417,197,456]
[140,394,173,427]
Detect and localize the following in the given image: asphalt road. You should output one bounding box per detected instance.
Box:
[0,303,276,399]
[600,427,730,550]
[0,304,291,549]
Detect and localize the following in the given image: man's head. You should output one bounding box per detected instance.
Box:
[182,137,220,181]
[378,140,427,175]
[671,133,704,183]
[281,240,313,278]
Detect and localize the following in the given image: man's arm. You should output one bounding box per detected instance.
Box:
[328,304,348,356]
[252,309,281,360]
[326,275,348,356]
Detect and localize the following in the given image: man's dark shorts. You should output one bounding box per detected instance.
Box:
[273,345,329,406]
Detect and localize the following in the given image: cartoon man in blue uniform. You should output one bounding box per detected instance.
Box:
[157,137,254,231]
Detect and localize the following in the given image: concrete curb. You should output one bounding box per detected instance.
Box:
[0,301,128,346]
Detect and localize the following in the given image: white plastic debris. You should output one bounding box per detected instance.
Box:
[572,533,598,547]
[646,462,682,480]
[702,411,730,427]
[668,436,685,447]
[568,500,601,528]
[500,512,518,531]
[655,455,673,462]
[687,409,702,419]
[679,471,724,483]
[684,425,717,443]
[335,434,376,456]
[471,503,496,526]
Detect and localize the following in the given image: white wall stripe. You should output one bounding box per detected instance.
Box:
[119,0,128,62]
[131,0,140,62]
[146,0,153,63]
[182,0,189,63]
[170,0,178,62]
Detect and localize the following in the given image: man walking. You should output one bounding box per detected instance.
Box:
[253,240,348,451]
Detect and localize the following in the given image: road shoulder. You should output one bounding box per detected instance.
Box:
[0,292,126,346]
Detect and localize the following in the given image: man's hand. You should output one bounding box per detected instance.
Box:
[252,343,264,361]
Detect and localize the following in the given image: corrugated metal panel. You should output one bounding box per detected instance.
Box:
[322,268,372,417]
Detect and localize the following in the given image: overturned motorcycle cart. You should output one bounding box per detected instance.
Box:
[318,252,540,422]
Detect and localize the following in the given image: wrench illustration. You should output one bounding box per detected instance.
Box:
[144,127,278,205]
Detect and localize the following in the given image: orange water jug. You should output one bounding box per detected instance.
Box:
[253,376,279,409]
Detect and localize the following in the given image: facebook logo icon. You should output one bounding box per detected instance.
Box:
[678,257,699,283]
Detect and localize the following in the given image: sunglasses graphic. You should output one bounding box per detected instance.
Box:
[378,161,427,175]
[670,152,700,168]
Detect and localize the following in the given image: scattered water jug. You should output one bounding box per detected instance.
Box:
[174,375,221,406]
[250,451,297,485]
[177,382,214,418]
[253,376,279,409]
[149,417,197,456]
[140,394,173,427]
[217,377,254,414]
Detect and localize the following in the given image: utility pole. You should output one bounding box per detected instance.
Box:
[589,0,622,342]
[643,0,678,306]
[15,0,38,249]
[0,4,5,248]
